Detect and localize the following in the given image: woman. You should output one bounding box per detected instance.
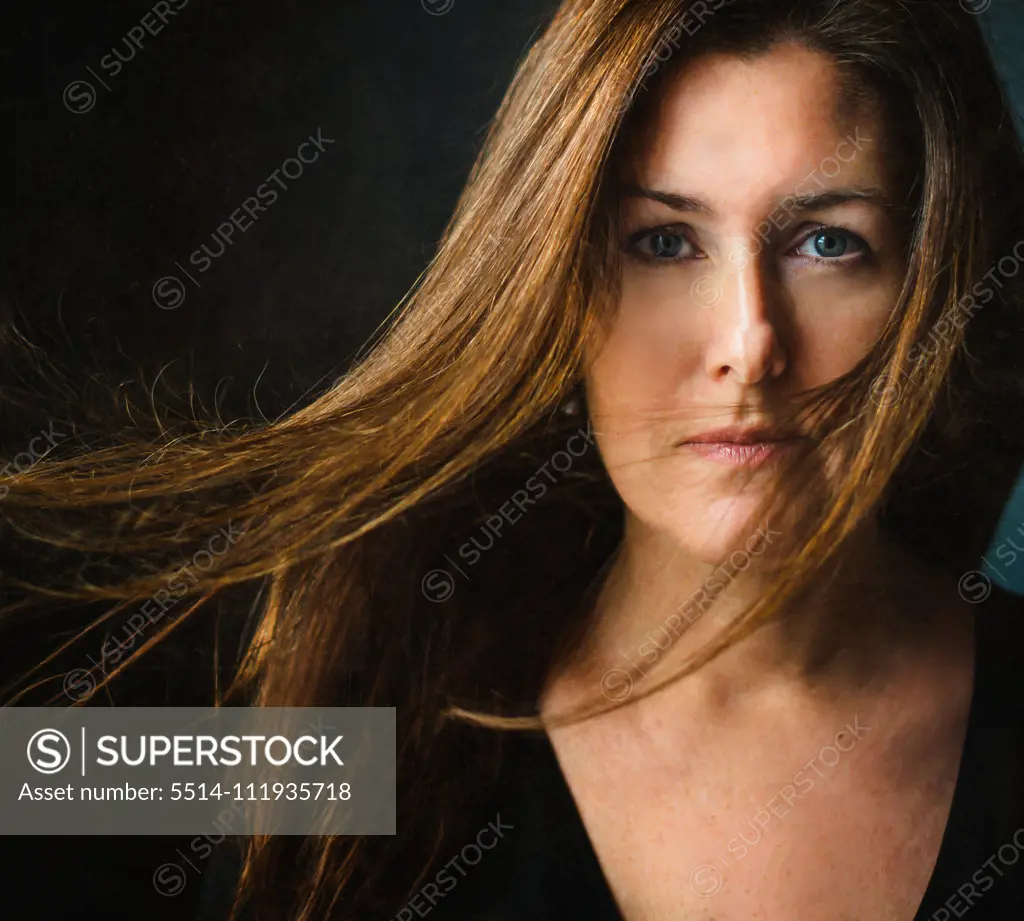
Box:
[4,0,1024,918]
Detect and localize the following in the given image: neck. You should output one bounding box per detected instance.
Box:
[565,514,955,710]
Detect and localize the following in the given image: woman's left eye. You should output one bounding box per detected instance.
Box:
[792,227,868,262]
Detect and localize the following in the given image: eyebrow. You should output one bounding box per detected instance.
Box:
[622,185,891,213]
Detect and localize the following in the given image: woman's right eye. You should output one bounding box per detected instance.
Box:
[625,227,701,265]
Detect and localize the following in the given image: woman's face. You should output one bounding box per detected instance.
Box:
[585,43,906,562]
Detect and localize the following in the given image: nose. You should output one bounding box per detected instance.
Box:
[700,244,787,387]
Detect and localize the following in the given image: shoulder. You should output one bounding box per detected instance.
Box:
[970,583,1024,809]
[976,583,1024,702]
[955,584,1024,909]
[194,839,249,921]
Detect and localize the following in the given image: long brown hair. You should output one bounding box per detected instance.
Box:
[3,0,1023,917]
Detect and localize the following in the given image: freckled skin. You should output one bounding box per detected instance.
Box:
[586,42,903,564]
[544,43,977,921]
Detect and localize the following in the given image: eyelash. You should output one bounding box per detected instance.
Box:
[624,223,870,269]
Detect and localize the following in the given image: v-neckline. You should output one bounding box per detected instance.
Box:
[535,606,987,921]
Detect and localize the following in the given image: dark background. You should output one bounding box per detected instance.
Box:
[1,1,1022,918]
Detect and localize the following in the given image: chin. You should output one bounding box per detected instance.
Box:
[623,475,782,567]
[675,491,776,565]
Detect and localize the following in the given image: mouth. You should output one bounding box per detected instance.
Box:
[676,425,806,467]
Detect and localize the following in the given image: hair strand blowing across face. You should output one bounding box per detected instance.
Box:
[1,1,1023,918]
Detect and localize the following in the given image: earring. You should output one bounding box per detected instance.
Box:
[561,392,582,417]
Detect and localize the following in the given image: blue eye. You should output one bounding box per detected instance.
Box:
[793,227,867,262]
[649,233,685,258]
[627,228,699,265]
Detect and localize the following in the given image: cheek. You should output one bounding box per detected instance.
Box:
[588,270,705,405]
[786,273,899,385]
[585,274,707,467]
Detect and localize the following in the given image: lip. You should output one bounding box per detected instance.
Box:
[677,425,804,467]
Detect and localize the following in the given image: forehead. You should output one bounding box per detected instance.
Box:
[623,43,886,211]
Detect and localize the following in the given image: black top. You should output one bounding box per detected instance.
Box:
[197,585,1024,921]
